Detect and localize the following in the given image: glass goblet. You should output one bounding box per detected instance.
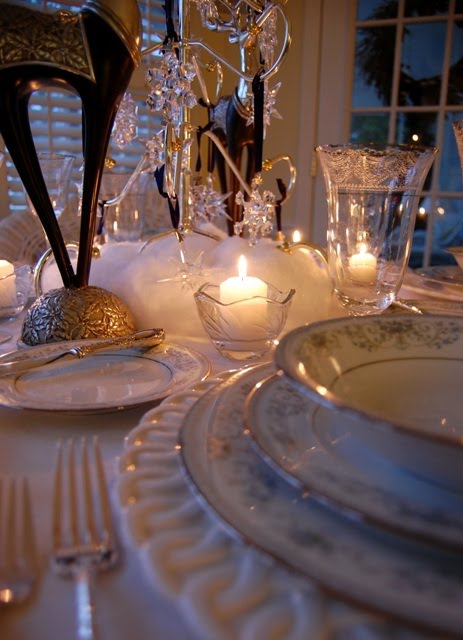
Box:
[25,152,76,220]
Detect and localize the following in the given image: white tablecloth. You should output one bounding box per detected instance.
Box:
[0,316,238,640]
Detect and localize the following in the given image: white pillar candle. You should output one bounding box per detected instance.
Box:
[0,260,16,308]
[219,256,268,341]
[220,255,267,304]
[348,245,377,283]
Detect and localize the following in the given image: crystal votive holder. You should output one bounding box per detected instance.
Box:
[0,265,33,319]
[194,282,295,361]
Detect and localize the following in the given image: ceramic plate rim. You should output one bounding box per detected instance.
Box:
[244,368,463,552]
[0,340,210,412]
[274,314,463,450]
[179,364,463,637]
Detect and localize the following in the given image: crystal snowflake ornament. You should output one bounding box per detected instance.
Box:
[258,4,278,66]
[111,92,138,148]
[234,175,276,245]
[189,175,231,224]
[146,49,198,123]
[246,81,282,132]
[157,246,207,292]
[192,0,219,27]
[146,131,165,172]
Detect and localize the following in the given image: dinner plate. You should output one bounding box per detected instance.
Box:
[401,267,463,300]
[0,341,210,412]
[179,364,463,637]
[244,368,463,551]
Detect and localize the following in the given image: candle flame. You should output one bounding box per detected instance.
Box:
[292,229,301,243]
[238,255,247,280]
[358,243,368,254]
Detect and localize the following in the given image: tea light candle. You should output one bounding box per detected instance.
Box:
[349,245,377,283]
[220,255,267,304]
[0,259,16,307]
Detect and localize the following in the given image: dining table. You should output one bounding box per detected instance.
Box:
[0,268,460,640]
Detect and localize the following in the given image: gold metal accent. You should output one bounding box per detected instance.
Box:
[0,4,93,80]
[171,139,183,153]
[21,286,136,346]
[262,159,273,171]
[247,22,263,37]
[104,157,117,169]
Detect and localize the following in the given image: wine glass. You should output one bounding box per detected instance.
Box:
[25,152,76,221]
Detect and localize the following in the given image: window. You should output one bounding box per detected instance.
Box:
[311,0,463,266]
[0,0,165,218]
[352,0,463,266]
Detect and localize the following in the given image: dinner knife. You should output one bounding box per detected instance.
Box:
[0,327,165,377]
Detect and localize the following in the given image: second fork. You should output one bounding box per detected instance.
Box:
[52,438,118,640]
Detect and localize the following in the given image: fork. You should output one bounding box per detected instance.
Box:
[0,477,37,605]
[52,438,118,640]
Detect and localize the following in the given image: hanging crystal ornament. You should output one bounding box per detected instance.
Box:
[189,174,231,225]
[111,91,138,148]
[191,0,219,28]
[145,131,166,172]
[146,48,197,124]
[234,174,276,245]
[245,80,282,132]
[258,2,278,66]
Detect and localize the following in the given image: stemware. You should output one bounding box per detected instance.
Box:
[316,143,437,315]
[98,169,149,243]
[25,152,75,220]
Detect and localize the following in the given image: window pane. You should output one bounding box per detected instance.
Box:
[447,21,463,105]
[457,0,463,13]
[353,26,396,107]
[404,0,449,17]
[399,22,446,106]
[350,113,389,142]
[396,112,437,146]
[356,0,398,20]
[396,112,437,190]
[431,198,463,263]
[410,197,429,267]
[440,113,463,191]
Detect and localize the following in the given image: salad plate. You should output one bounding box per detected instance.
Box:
[179,364,463,637]
[0,341,210,412]
[275,314,463,493]
[244,368,463,551]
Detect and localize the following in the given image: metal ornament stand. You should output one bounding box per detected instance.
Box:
[0,0,141,344]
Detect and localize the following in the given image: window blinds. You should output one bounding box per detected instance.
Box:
[2,0,165,214]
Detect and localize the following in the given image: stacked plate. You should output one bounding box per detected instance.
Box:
[177,314,463,637]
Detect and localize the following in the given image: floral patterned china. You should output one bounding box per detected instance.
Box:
[275,315,463,493]
[244,368,463,551]
[0,341,210,412]
[178,365,463,637]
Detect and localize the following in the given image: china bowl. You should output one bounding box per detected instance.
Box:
[447,246,463,269]
[275,314,463,494]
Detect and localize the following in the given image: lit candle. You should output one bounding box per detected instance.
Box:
[219,256,268,341]
[292,229,302,243]
[0,259,16,308]
[220,255,267,304]
[348,244,377,283]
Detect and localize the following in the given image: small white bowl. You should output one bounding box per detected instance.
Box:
[447,246,463,269]
[275,314,463,494]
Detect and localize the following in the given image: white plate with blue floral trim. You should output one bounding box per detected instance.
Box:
[0,341,210,412]
[275,315,463,494]
[244,368,463,552]
[179,364,463,637]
